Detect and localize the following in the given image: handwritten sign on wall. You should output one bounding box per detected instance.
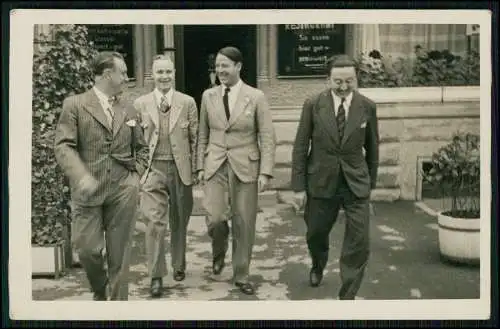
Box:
[85,24,135,78]
[278,24,346,76]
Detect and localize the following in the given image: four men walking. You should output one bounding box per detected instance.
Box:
[54,48,378,300]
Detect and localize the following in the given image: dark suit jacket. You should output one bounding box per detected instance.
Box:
[54,88,149,206]
[291,89,379,199]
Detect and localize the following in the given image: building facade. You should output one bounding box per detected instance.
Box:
[33,24,481,201]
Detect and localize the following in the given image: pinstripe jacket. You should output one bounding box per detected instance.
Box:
[54,88,149,206]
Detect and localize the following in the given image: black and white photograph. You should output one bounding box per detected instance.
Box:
[8,9,492,321]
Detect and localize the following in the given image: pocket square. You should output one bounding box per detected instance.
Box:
[360,122,367,128]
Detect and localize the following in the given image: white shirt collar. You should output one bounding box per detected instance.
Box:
[222,79,243,96]
[93,86,112,109]
[331,90,353,116]
[154,87,174,106]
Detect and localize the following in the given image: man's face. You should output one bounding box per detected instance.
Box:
[152,59,175,92]
[215,53,241,87]
[329,66,357,98]
[107,57,128,95]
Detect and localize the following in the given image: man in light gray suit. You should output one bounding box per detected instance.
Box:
[134,55,199,298]
[54,51,149,301]
[197,46,276,295]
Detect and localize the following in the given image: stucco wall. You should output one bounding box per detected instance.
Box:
[263,85,481,201]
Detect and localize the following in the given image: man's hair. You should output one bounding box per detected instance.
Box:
[153,54,174,63]
[92,51,124,76]
[152,54,174,69]
[217,46,243,64]
[325,54,358,76]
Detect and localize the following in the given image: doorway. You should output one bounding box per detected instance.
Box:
[180,25,257,109]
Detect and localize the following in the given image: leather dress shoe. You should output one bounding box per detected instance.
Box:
[235,281,255,295]
[93,291,107,301]
[309,269,323,287]
[173,270,186,282]
[150,278,163,298]
[213,259,225,275]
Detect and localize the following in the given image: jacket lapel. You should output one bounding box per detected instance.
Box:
[341,91,364,145]
[146,92,160,129]
[83,90,113,134]
[209,87,229,127]
[112,101,127,137]
[169,91,183,133]
[228,83,251,127]
[317,90,340,145]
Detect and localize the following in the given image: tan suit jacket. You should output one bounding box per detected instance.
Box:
[134,90,199,186]
[196,82,276,183]
[54,89,149,206]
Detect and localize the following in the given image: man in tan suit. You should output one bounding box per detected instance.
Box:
[54,51,149,301]
[134,55,199,298]
[197,46,276,295]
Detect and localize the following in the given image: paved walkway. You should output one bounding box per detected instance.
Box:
[32,201,480,301]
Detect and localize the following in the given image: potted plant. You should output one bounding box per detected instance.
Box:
[423,132,480,266]
[32,24,98,275]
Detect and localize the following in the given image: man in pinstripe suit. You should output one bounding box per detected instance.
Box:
[54,51,149,301]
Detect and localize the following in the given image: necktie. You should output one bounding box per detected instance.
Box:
[106,97,115,129]
[223,87,231,120]
[159,95,171,113]
[337,97,346,140]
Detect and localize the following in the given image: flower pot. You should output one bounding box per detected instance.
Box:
[31,242,66,279]
[437,211,480,266]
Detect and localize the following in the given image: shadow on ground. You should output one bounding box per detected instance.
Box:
[32,201,480,301]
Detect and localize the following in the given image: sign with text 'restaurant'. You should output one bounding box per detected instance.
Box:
[278,24,346,76]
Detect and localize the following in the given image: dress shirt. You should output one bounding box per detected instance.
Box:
[331,91,353,119]
[222,79,243,115]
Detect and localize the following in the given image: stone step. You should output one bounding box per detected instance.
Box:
[277,188,400,205]
[270,165,400,190]
[275,143,400,167]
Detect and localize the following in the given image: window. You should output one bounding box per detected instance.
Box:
[277,24,346,77]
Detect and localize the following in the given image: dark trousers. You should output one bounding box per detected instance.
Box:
[304,171,370,300]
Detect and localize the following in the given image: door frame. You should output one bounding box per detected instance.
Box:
[174,25,257,95]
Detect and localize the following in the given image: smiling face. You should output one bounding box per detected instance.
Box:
[215,53,241,87]
[328,66,357,98]
[152,58,175,93]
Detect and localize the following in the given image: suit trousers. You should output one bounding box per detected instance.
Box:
[141,160,193,279]
[203,160,258,283]
[71,170,140,301]
[304,171,370,300]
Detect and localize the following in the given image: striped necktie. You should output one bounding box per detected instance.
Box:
[336,97,346,140]
[159,95,171,113]
[106,97,116,129]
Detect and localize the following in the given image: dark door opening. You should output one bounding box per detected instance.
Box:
[181,25,257,109]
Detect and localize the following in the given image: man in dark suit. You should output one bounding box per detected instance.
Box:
[54,51,149,301]
[197,46,276,295]
[134,55,199,298]
[291,54,379,300]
